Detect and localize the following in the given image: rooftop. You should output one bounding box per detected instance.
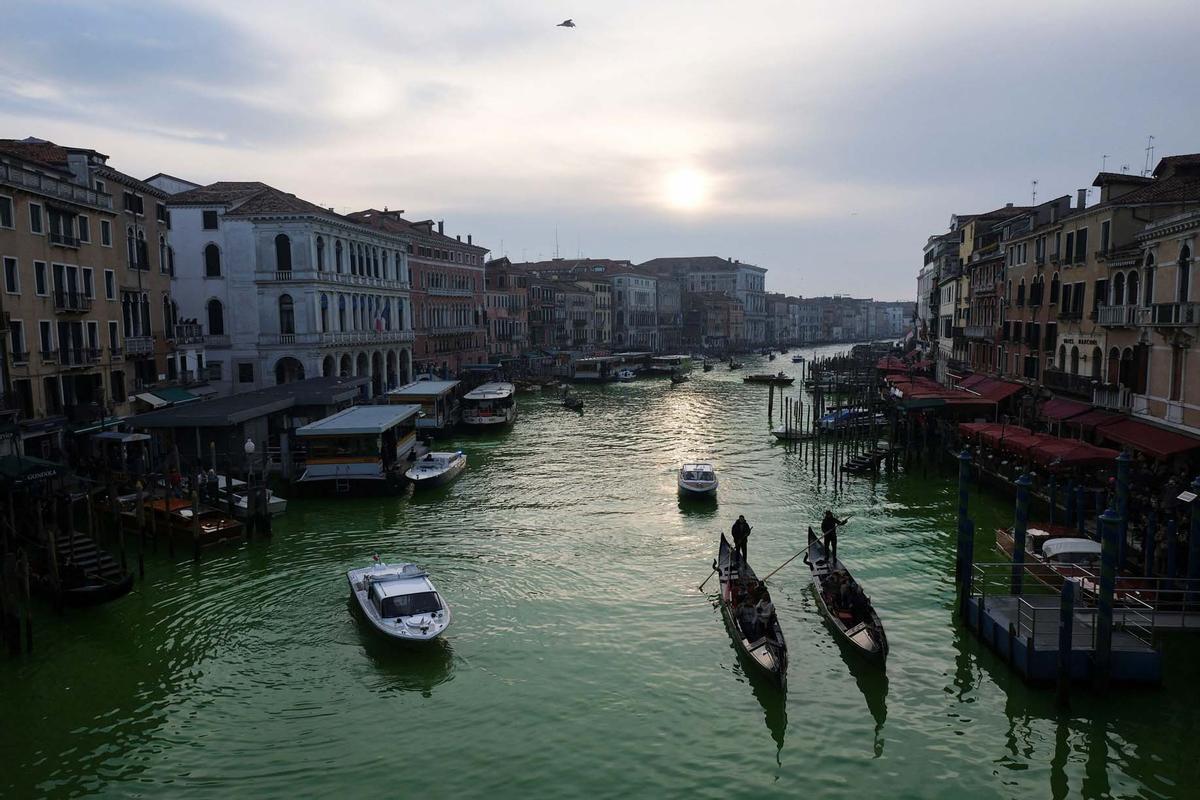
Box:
[638,256,767,275]
[386,380,461,397]
[296,404,420,437]
[131,376,368,428]
[347,209,489,252]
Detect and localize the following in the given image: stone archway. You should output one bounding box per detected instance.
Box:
[371,351,384,397]
[340,353,352,377]
[385,350,398,390]
[399,349,412,385]
[356,351,369,380]
[322,355,335,377]
[274,356,305,385]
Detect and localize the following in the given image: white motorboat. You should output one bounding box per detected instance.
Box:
[678,462,718,497]
[347,559,452,642]
[214,475,288,517]
[791,355,805,363]
[616,368,637,382]
[405,450,467,488]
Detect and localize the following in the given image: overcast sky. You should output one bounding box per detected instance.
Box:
[2,1,1197,300]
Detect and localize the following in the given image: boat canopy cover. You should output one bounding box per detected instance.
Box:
[1041,538,1102,559]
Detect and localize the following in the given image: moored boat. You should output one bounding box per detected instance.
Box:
[744,372,794,385]
[404,450,467,488]
[702,361,714,372]
[678,462,718,496]
[995,524,1153,601]
[791,355,805,363]
[716,534,787,687]
[215,475,288,517]
[670,372,689,385]
[462,382,517,427]
[616,368,637,382]
[803,527,887,662]
[348,558,452,642]
[728,360,744,370]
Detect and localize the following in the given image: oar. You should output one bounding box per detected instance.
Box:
[761,547,808,582]
[698,559,718,591]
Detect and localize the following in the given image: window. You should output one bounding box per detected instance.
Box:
[207,362,223,382]
[4,257,18,293]
[207,298,225,335]
[275,234,292,271]
[238,362,254,383]
[335,240,343,272]
[316,236,325,271]
[1075,228,1088,263]
[94,179,105,193]
[156,203,169,225]
[82,267,94,298]
[1049,272,1060,304]
[38,321,52,356]
[104,269,116,300]
[0,195,13,228]
[34,262,47,296]
[204,244,221,277]
[101,219,112,247]
[1179,245,1192,304]
[9,320,25,359]
[202,210,219,230]
[108,320,119,351]
[1099,220,1110,254]
[111,370,126,403]
[27,202,45,234]
[279,294,295,334]
[159,235,167,274]
[1064,232,1074,265]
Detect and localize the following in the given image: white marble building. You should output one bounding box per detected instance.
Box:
[162,182,413,397]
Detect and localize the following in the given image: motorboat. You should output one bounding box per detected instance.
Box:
[728,360,744,370]
[818,408,887,432]
[215,475,288,518]
[462,382,517,426]
[791,355,806,363]
[803,527,887,663]
[768,353,776,361]
[405,451,467,488]
[616,368,637,382]
[702,361,714,372]
[670,372,690,385]
[995,525,1153,601]
[744,372,794,385]
[563,395,584,411]
[348,558,452,642]
[678,462,718,497]
[716,533,787,687]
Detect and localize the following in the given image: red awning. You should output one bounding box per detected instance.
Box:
[960,374,988,390]
[972,378,1024,402]
[1097,419,1200,460]
[977,424,1032,447]
[1027,438,1120,468]
[1069,409,1123,431]
[1040,398,1091,422]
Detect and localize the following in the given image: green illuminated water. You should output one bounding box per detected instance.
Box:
[3,344,1198,799]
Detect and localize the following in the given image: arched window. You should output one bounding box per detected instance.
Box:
[207,298,225,336]
[1179,244,1192,303]
[1107,347,1121,384]
[349,243,357,274]
[316,236,325,271]
[141,292,151,334]
[1017,278,1025,305]
[320,293,329,332]
[1112,271,1125,305]
[1091,346,1102,379]
[1144,253,1156,306]
[1058,344,1066,368]
[167,246,175,276]
[279,294,295,335]
[1127,270,1139,307]
[126,226,136,267]
[335,240,343,273]
[162,295,173,335]
[1119,347,1134,387]
[159,235,167,273]
[204,244,221,277]
[1070,345,1079,374]
[338,295,347,330]
[275,234,292,271]
[1050,272,1060,304]
[137,231,148,270]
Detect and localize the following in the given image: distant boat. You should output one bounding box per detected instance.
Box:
[616,368,637,382]
[702,361,714,372]
[791,355,805,363]
[803,527,887,663]
[744,373,794,385]
[563,396,584,411]
[728,360,744,370]
[348,559,452,642]
[678,462,718,497]
[405,451,467,488]
[462,382,517,426]
[717,534,787,687]
[670,372,689,385]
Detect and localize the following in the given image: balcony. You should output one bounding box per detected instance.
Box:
[173,323,205,345]
[53,290,92,314]
[1137,302,1200,327]
[256,269,410,291]
[40,349,56,363]
[50,232,80,248]
[1093,383,1132,411]
[1058,307,1083,321]
[58,348,102,367]
[426,287,475,297]
[205,334,231,348]
[1042,368,1098,398]
[964,325,993,340]
[10,350,29,365]
[124,336,155,356]
[0,162,113,210]
[1096,304,1138,327]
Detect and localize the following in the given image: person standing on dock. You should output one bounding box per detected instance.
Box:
[821,510,848,564]
[732,515,751,564]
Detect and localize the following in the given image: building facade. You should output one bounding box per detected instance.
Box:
[483,257,529,360]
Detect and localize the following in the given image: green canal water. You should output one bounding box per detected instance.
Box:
[3,344,1199,799]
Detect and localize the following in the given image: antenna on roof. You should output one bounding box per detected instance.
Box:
[1120,163,1130,174]
[1142,135,1155,176]
[554,227,560,259]
[1031,179,1038,206]
[1101,154,1109,172]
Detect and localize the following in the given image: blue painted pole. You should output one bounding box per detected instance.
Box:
[1094,506,1121,690]
[1076,486,1087,536]
[962,519,975,620]
[1167,518,1179,585]
[1057,579,1075,707]
[1049,474,1058,526]
[1012,473,1032,596]
[1144,511,1157,578]
[1188,476,1200,601]
[1093,489,1107,541]
[956,449,972,614]
[1065,479,1076,525]
[1116,452,1131,569]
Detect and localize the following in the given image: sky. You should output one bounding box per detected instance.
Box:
[2,0,1198,301]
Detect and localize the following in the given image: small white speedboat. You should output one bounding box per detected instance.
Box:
[616,368,637,382]
[215,475,288,517]
[405,451,467,488]
[348,559,452,642]
[678,462,718,497]
[791,355,805,363]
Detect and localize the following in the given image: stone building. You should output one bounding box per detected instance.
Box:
[483,257,529,360]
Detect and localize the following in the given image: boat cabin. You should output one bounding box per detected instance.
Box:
[366,568,442,618]
[382,380,462,430]
[650,355,693,374]
[681,463,716,482]
[295,404,420,492]
[573,356,621,382]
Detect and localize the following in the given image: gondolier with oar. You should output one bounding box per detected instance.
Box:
[731,515,751,564]
[821,510,850,564]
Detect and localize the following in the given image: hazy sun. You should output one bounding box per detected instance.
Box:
[663,168,710,211]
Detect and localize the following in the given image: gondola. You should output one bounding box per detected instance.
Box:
[716,534,788,687]
[563,396,584,411]
[803,527,887,663]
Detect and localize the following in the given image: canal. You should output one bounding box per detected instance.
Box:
[2,344,1198,799]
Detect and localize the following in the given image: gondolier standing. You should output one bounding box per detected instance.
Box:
[732,515,751,563]
[821,510,849,564]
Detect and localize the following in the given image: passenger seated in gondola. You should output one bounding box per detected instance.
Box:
[753,588,776,640]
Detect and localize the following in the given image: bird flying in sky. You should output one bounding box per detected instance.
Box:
[557,19,575,27]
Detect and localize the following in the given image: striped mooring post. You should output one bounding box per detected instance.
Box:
[1093,505,1121,690]
[956,449,974,619]
[1056,579,1076,708]
[1011,473,1032,596]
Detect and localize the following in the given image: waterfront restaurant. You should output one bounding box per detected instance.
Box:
[295,404,420,494]
[381,380,462,431]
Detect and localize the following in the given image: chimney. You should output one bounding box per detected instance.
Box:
[1077,189,1087,210]
[438,220,444,235]
[1005,202,1013,208]
[456,234,461,241]
[468,234,472,245]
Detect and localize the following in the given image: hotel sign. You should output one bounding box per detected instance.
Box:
[1061,335,1102,347]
